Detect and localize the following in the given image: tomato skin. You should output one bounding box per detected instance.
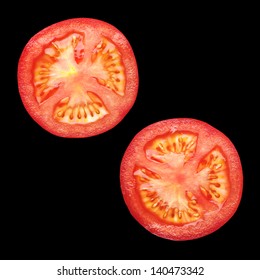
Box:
[17,18,139,138]
[120,118,243,241]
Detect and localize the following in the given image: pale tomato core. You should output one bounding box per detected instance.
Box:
[134,130,230,225]
[33,32,126,125]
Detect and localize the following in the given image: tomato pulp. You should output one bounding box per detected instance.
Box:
[17,18,139,138]
[120,118,243,241]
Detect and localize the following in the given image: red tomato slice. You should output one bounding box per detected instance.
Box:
[17,18,139,138]
[120,118,243,241]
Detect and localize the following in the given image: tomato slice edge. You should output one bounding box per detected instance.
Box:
[120,118,243,240]
[17,18,139,138]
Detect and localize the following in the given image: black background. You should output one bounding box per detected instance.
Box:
[3,8,258,260]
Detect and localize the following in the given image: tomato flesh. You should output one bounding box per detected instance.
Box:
[120,118,243,241]
[18,18,138,138]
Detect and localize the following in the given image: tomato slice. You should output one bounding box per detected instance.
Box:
[120,118,243,241]
[17,18,139,138]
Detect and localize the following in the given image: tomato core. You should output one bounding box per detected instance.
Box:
[134,130,230,226]
[33,32,126,125]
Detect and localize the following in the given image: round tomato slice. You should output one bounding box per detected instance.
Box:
[120,118,243,241]
[17,18,139,138]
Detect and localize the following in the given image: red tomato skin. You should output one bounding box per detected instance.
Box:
[120,118,243,241]
[17,18,139,138]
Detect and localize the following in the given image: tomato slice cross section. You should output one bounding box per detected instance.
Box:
[120,118,243,241]
[18,18,139,138]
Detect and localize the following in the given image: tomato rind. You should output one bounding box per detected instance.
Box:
[120,118,243,241]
